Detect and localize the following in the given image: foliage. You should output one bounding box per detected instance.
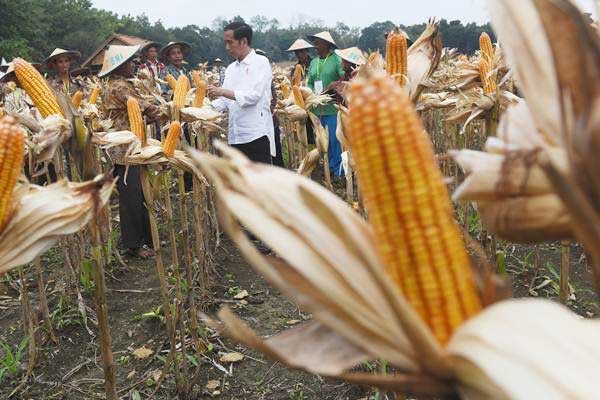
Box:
[0,0,494,67]
[0,336,29,383]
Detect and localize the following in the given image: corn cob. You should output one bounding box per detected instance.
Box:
[192,79,207,108]
[293,85,305,109]
[0,116,25,233]
[163,121,182,157]
[348,71,481,344]
[385,28,408,87]
[281,82,291,99]
[127,97,146,144]
[88,85,100,105]
[293,64,304,86]
[191,70,203,87]
[478,58,497,95]
[479,32,495,63]
[71,90,84,109]
[13,58,62,118]
[173,75,190,109]
[165,73,177,91]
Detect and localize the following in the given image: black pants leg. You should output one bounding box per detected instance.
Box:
[113,164,152,249]
[271,123,284,167]
[231,135,271,164]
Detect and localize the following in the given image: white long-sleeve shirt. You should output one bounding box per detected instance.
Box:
[211,50,275,156]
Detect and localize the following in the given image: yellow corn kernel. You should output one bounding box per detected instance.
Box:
[281,82,291,99]
[163,121,182,157]
[13,58,63,118]
[479,58,497,95]
[191,70,203,87]
[293,64,304,86]
[71,90,84,109]
[348,71,481,344]
[0,116,25,233]
[88,85,100,105]
[479,32,495,63]
[385,28,408,87]
[193,79,207,108]
[127,97,146,144]
[293,85,305,109]
[173,75,190,109]
[165,73,177,91]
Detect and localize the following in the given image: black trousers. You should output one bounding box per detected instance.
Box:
[113,164,152,249]
[231,135,271,164]
[271,123,284,167]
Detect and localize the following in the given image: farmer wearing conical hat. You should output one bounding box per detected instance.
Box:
[98,45,162,259]
[332,47,366,106]
[159,41,193,92]
[212,58,226,85]
[139,41,164,79]
[287,38,313,81]
[306,31,344,178]
[46,48,81,96]
[0,62,29,114]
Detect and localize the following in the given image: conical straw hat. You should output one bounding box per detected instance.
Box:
[335,47,366,66]
[45,48,81,67]
[98,45,140,78]
[287,39,314,52]
[307,31,338,48]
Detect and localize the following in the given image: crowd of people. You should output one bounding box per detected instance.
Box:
[0,21,368,259]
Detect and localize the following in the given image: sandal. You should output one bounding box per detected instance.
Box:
[126,245,155,259]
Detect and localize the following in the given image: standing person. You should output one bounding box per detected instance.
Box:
[159,41,193,85]
[98,45,161,259]
[255,49,284,167]
[287,38,313,81]
[212,58,226,85]
[139,42,164,79]
[286,38,315,144]
[46,48,81,96]
[306,31,344,178]
[207,22,275,164]
[331,47,366,106]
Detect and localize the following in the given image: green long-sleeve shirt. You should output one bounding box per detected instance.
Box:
[307,52,344,116]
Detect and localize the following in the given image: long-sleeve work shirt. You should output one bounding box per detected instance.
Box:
[212,50,275,156]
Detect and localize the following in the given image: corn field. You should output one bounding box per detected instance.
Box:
[1,0,600,399]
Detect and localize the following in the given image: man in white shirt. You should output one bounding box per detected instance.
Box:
[207,22,274,164]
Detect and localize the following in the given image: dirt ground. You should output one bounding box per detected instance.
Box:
[0,179,597,400]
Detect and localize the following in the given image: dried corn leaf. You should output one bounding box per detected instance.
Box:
[0,174,115,272]
[449,299,600,399]
[189,142,449,376]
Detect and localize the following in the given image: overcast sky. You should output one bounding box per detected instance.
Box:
[92,0,597,28]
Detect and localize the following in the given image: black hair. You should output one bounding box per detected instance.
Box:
[224,22,253,46]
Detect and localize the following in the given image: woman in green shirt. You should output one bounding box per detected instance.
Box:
[307,31,344,178]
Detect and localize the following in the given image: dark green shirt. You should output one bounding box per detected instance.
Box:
[307,52,344,116]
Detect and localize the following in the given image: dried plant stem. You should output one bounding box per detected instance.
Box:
[540,156,600,298]
[177,171,205,351]
[323,152,333,191]
[89,222,118,400]
[140,165,181,389]
[285,120,294,168]
[18,266,37,374]
[34,257,56,343]
[298,121,308,160]
[345,159,354,204]
[160,167,189,396]
[560,241,570,304]
[191,176,208,295]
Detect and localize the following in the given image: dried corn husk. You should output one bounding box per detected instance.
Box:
[180,106,223,123]
[28,114,71,168]
[406,20,443,102]
[190,143,600,398]
[0,174,115,272]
